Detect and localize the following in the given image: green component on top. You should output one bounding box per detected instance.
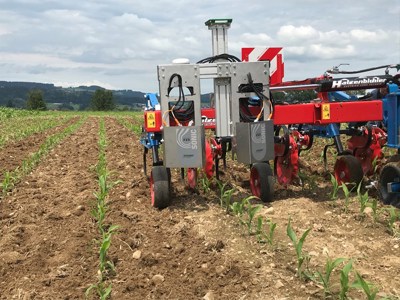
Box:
[205,19,232,26]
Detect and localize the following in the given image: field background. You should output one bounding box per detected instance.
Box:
[0,109,399,300]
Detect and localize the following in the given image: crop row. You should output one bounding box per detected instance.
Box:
[0,115,76,148]
[86,117,120,299]
[0,116,86,197]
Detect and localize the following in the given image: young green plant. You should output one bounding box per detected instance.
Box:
[1,171,15,195]
[357,182,369,215]
[351,271,378,300]
[245,201,262,235]
[385,206,399,237]
[286,218,312,278]
[230,198,247,225]
[256,217,277,245]
[341,182,351,212]
[216,180,235,213]
[339,260,353,300]
[312,257,346,297]
[330,173,340,200]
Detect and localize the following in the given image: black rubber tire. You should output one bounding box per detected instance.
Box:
[379,162,400,208]
[334,155,363,188]
[250,163,274,202]
[150,166,171,209]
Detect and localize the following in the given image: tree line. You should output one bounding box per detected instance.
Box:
[24,89,116,111]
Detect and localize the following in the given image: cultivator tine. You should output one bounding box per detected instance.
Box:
[323,142,335,171]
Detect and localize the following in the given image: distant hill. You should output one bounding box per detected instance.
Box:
[0,81,146,110]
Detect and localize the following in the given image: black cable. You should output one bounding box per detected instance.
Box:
[246,73,273,105]
[171,102,195,122]
[167,73,185,110]
[239,98,259,122]
[167,73,197,123]
[327,64,400,75]
[197,53,241,64]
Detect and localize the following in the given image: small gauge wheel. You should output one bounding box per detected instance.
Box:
[150,166,171,209]
[250,163,274,202]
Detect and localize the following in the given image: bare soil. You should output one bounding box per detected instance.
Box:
[0,116,399,300]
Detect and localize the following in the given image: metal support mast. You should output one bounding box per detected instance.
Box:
[206,19,233,138]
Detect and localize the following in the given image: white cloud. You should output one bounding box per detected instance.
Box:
[319,30,350,46]
[240,33,273,44]
[0,27,11,35]
[285,46,306,56]
[110,13,153,29]
[309,44,356,59]
[350,29,389,42]
[277,25,319,43]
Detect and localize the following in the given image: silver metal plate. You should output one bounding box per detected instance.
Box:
[163,125,205,168]
[235,120,274,164]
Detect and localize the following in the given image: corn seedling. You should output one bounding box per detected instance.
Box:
[245,201,262,235]
[85,282,112,300]
[256,217,277,245]
[200,175,212,194]
[286,218,312,278]
[216,180,235,213]
[330,174,340,200]
[307,173,319,192]
[299,171,319,192]
[99,225,119,277]
[230,199,246,223]
[92,193,107,234]
[371,156,379,174]
[339,260,353,300]
[216,180,226,200]
[341,182,351,212]
[369,197,379,222]
[230,196,258,228]
[297,171,307,192]
[351,271,378,300]
[385,206,399,237]
[256,216,264,240]
[1,171,15,194]
[312,257,346,297]
[222,188,235,213]
[356,182,369,215]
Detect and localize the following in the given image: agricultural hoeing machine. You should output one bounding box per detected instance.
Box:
[140,18,400,209]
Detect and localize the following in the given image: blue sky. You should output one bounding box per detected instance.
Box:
[0,0,399,92]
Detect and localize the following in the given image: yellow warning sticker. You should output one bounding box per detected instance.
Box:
[147,112,156,128]
[322,103,330,120]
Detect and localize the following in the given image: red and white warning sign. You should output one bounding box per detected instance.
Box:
[241,47,284,85]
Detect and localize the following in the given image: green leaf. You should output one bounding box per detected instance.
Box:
[85,284,97,297]
[327,257,346,275]
[100,285,112,300]
[286,218,298,244]
[351,272,378,299]
[297,228,311,257]
[107,225,120,234]
[339,260,353,300]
